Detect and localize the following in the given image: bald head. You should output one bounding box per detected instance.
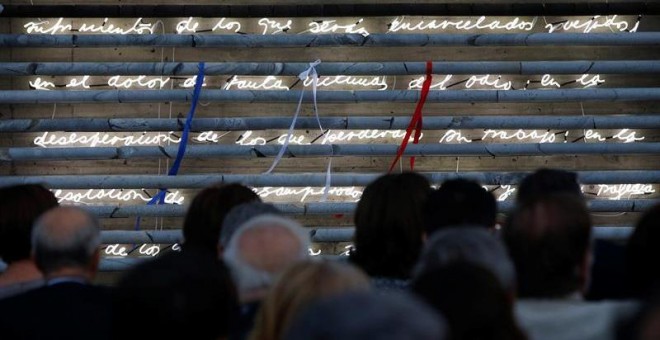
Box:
[239,223,303,273]
[32,207,101,276]
[223,215,310,300]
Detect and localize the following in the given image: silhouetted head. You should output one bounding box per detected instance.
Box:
[183,183,260,253]
[350,172,431,279]
[423,179,497,235]
[0,184,58,264]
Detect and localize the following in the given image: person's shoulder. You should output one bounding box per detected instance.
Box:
[0,279,44,300]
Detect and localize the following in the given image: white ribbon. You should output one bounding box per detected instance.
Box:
[320,158,333,202]
[265,60,323,174]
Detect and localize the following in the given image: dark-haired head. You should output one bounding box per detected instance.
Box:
[182,183,260,253]
[0,184,59,263]
[423,179,497,235]
[503,194,591,298]
[412,262,527,340]
[114,249,239,339]
[516,168,582,204]
[350,172,431,280]
[626,203,660,298]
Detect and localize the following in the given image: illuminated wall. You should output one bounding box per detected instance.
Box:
[1,2,659,268]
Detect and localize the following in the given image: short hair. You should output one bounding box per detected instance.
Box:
[423,179,497,235]
[183,183,260,252]
[412,262,526,340]
[251,261,370,340]
[626,203,660,297]
[350,172,431,279]
[284,291,446,340]
[0,184,58,263]
[516,168,582,204]
[223,214,310,295]
[114,248,239,339]
[414,227,516,292]
[32,207,101,274]
[503,194,592,297]
[220,202,282,248]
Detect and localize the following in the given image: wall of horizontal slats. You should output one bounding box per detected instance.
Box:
[1,1,659,272]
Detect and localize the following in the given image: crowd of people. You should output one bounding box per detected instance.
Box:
[0,168,658,340]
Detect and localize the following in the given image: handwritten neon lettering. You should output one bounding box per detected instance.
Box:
[108,75,170,89]
[171,243,182,252]
[584,130,606,141]
[211,18,242,33]
[65,75,91,89]
[388,16,536,32]
[577,74,605,88]
[321,130,407,144]
[176,17,199,34]
[222,76,289,91]
[180,76,207,88]
[79,17,161,34]
[255,186,363,202]
[258,18,292,35]
[29,77,56,90]
[541,74,561,88]
[483,129,556,143]
[104,244,129,257]
[235,131,267,145]
[545,15,638,33]
[439,130,472,143]
[612,129,645,143]
[303,75,388,90]
[409,74,454,90]
[465,75,512,90]
[138,244,161,257]
[308,18,369,36]
[54,189,185,205]
[34,131,180,148]
[596,184,655,200]
[24,18,72,34]
[277,134,308,145]
[497,185,516,201]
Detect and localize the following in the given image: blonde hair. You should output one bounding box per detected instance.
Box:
[249,261,370,340]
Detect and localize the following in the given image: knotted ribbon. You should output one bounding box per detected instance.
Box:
[388,60,433,173]
[135,62,206,230]
[265,59,323,174]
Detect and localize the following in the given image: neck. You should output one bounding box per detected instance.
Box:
[0,259,43,287]
[45,267,93,283]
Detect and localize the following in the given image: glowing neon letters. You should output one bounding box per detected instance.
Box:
[54,189,185,205]
[22,15,641,35]
[388,16,536,32]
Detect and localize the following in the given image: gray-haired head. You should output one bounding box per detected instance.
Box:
[414,226,516,292]
[284,291,447,340]
[220,202,282,249]
[31,206,101,276]
[223,214,310,300]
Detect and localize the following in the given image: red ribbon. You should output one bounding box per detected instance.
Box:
[388,60,433,172]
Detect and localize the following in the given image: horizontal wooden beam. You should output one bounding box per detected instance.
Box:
[2,143,659,161]
[2,3,659,17]
[2,115,659,133]
[2,171,659,188]
[4,61,660,76]
[2,33,660,48]
[79,199,660,218]
[3,89,660,104]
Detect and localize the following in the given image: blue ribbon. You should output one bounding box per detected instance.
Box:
[135,62,206,230]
